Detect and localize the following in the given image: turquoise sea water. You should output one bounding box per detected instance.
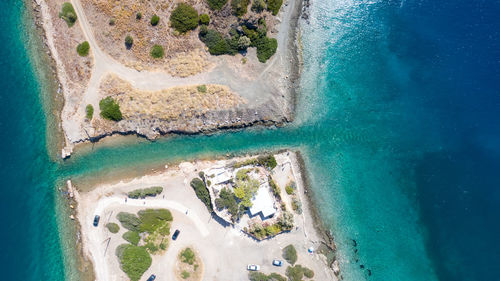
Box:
[2,0,499,280]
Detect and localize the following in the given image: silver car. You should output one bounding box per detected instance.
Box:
[247,264,260,271]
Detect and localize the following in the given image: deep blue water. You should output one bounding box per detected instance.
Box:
[1,0,499,280]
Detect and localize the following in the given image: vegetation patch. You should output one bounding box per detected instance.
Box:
[215,188,239,221]
[286,264,314,281]
[115,244,152,281]
[248,272,287,281]
[283,244,298,265]
[150,44,164,59]
[231,0,250,17]
[190,177,212,212]
[266,0,283,15]
[199,14,210,25]
[180,247,196,265]
[256,36,278,63]
[199,28,236,55]
[233,154,277,170]
[207,0,228,10]
[85,104,94,120]
[99,97,122,121]
[76,41,90,57]
[150,14,160,26]
[125,35,134,49]
[248,211,293,239]
[170,3,199,34]
[122,231,140,246]
[127,186,163,199]
[59,3,77,27]
[197,84,207,93]
[106,222,120,233]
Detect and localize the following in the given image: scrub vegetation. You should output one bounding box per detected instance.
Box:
[127,186,163,199]
[190,177,212,211]
[106,222,120,233]
[170,3,199,33]
[59,2,77,27]
[99,97,122,121]
[76,41,90,57]
[248,272,287,281]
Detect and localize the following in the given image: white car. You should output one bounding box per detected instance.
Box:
[247,264,260,271]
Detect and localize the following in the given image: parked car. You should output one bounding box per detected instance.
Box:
[172,229,180,240]
[247,264,260,271]
[93,215,100,227]
[146,274,156,281]
[272,259,283,266]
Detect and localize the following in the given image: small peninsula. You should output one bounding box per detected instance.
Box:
[33,0,302,157]
[70,151,339,280]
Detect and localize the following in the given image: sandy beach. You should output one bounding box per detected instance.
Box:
[73,151,339,281]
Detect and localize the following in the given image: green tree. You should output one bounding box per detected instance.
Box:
[207,0,228,10]
[150,45,164,58]
[237,36,251,50]
[251,0,266,12]
[76,41,90,57]
[85,104,94,120]
[199,13,210,25]
[170,3,199,33]
[150,14,160,26]
[59,3,77,27]
[266,0,283,15]
[231,0,250,17]
[99,97,122,121]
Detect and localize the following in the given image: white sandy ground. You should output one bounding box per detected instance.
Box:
[75,152,338,281]
[35,0,299,152]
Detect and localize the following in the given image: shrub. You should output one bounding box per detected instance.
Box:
[292,197,302,214]
[303,267,315,278]
[106,222,120,233]
[127,186,163,199]
[181,270,190,279]
[266,0,283,15]
[85,104,94,120]
[286,185,294,195]
[180,247,195,265]
[257,154,277,169]
[278,211,294,230]
[150,45,164,58]
[59,3,77,27]
[256,36,277,63]
[76,41,90,57]
[122,231,140,245]
[282,244,297,265]
[99,97,122,121]
[136,12,142,20]
[199,29,237,55]
[237,36,251,50]
[269,178,281,198]
[190,178,212,211]
[109,18,116,26]
[125,35,134,48]
[115,244,152,281]
[207,0,228,10]
[150,14,160,26]
[248,272,287,281]
[199,13,210,25]
[170,3,199,33]
[137,208,173,233]
[251,0,266,12]
[117,212,141,231]
[215,188,239,221]
[197,84,207,93]
[231,0,250,17]
[286,265,303,281]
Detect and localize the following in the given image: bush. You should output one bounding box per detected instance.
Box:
[85,104,94,120]
[248,272,287,281]
[123,231,140,245]
[76,41,90,57]
[269,178,281,198]
[109,18,116,26]
[266,0,283,15]
[199,29,236,55]
[256,36,277,63]
[136,12,142,20]
[99,97,122,121]
[283,244,297,265]
[115,244,152,281]
[137,209,173,233]
[117,212,141,231]
[303,267,315,278]
[231,0,250,17]
[150,14,160,26]
[292,197,302,214]
[170,3,199,33]
[180,247,196,265]
[286,265,303,281]
[197,84,207,93]
[207,0,228,10]
[181,270,190,279]
[286,185,294,195]
[251,0,266,12]
[125,35,133,48]
[257,154,277,169]
[237,36,251,50]
[215,188,239,221]
[59,3,77,27]
[150,45,164,58]
[199,13,210,25]
[127,186,163,199]
[106,222,120,233]
[190,178,212,211]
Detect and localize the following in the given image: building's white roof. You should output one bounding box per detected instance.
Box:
[249,183,277,219]
[206,167,232,186]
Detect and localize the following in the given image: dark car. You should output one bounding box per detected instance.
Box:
[146,274,156,281]
[172,229,180,240]
[93,215,100,227]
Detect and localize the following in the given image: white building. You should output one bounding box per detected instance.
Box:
[205,167,232,190]
[249,183,277,220]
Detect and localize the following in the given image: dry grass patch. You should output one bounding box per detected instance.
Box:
[166,49,213,77]
[99,74,246,120]
[174,247,203,281]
